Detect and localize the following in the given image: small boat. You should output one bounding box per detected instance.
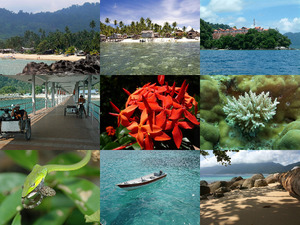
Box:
[117,171,167,191]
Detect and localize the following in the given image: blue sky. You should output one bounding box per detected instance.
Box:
[201,150,300,168]
[100,0,200,31]
[0,1,99,13]
[200,0,300,33]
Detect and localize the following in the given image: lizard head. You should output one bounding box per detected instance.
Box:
[22,164,47,198]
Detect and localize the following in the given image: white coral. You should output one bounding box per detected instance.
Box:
[223,91,279,134]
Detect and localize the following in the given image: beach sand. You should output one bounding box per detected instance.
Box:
[0,53,85,61]
[201,183,300,225]
[120,37,200,43]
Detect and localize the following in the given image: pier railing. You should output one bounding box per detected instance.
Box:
[89,102,100,129]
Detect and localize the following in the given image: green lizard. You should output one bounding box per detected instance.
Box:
[22,150,92,209]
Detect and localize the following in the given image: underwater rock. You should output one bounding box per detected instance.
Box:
[274,121,300,149]
[200,122,220,150]
[200,80,220,110]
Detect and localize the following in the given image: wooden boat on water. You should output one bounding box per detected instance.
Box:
[117,171,167,191]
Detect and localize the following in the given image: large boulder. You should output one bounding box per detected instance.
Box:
[230,179,245,190]
[265,173,279,184]
[215,187,230,194]
[200,180,208,186]
[208,181,228,193]
[254,179,268,187]
[201,186,210,196]
[251,174,265,181]
[242,178,254,189]
[279,168,300,200]
[231,176,243,182]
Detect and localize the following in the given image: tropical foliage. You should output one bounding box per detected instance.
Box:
[200,19,291,49]
[100,17,187,37]
[0,23,99,54]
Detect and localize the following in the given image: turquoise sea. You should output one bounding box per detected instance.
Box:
[0,59,56,75]
[201,174,270,183]
[100,42,200,75]
[100,150,200,225]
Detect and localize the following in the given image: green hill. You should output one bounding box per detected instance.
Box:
[0,2,99,40]
[284,32,300,49]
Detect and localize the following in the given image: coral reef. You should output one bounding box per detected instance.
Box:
[223,91,279,134]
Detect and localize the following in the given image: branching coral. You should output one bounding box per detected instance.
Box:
[223,91,279,134]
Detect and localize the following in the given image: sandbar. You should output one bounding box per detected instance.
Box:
[0,53,85,61]
[201,183,300,225]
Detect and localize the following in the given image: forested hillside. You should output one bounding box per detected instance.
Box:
[0,2,99,40]
[284,32,300,49]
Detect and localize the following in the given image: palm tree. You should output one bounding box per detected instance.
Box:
[172,22,177,31]
[105,18,110,25]
[146,18,152,29]
[183,26,186,32]
[90,20,96,30]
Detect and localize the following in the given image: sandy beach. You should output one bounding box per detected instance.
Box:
[201,182,300,225]
[0,53,85,61]
[119,37,200,43]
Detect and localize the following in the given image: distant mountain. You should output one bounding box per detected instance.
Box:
[0,2,99,40]
[284,32,300,49]
[201,162,300,175]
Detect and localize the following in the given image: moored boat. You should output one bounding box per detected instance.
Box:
[117,171,167,191]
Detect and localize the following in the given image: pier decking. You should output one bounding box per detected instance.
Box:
[0,96,99,150]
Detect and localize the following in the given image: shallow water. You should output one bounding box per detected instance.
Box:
[0,59,56,75]
[100,150,200,225]
[200,50,300,75]
[100,42,200,75]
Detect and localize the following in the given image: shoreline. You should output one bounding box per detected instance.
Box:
[0,53,85,61]
[104,37,200,43]
[201,182,300,225]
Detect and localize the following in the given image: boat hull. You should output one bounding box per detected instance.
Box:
[117,173,167,191]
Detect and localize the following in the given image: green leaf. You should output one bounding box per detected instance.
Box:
[0,189,22,225]
[118,135,135,145]
[11,212,21,225]
[57,177,100,216]
[116,126,130,139]
[100,133,112,146]
[102,142,120,150]
[132,142,142,150]
[32,207,72,225]
[85,209,100,223]
[0,173,26,194]
[4,150,38,170]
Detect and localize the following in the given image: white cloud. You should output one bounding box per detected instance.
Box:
[1,0,99,13]
[201,150,300,168]
[276,17,300,33]
[208,0,244,13]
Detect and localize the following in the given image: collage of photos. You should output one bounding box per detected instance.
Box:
[0,0,201,225]
[200,0,300,225]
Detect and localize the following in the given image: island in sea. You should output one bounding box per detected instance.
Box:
[200,19,292,50]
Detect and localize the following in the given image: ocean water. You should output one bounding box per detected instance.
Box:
[0,59,56,75]
[200,50,300,75]
[200,174,270,183]
[100,42,200,75]
[100,150,200,225]
[0,98,49,115]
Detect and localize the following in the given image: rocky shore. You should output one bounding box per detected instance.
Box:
[19,54,100,75]
[201,169,300,225]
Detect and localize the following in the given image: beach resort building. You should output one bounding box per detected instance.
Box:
[100,34,106,42]
[213,26,268,39]
[141,30,154,38]
[187,29,199,39]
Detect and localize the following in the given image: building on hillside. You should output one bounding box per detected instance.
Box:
[213,26,267,39]
[100,34,106,42]
[141,30,154,38]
